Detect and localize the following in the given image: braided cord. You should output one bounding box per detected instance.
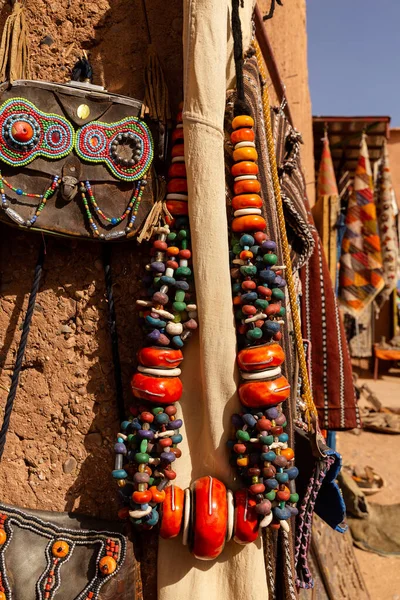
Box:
[255,40,317,424]
[0,244,45,460]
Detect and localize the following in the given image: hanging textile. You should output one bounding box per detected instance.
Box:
[312,136,339,286]
[375,140,399,310]
[339,136,384,317]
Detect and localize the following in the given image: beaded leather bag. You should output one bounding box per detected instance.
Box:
[0,79,156,240]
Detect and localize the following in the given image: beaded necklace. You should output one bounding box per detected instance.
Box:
[0,169,59,227]
[80,178,146,239]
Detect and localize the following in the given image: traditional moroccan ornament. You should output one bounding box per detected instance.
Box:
[227,113,298,535]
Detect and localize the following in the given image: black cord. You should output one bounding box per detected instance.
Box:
[0,244,45,461]
[263,0,283,21]
[71,57,93,83]
[102,245,126,424]
[231,0,251,116]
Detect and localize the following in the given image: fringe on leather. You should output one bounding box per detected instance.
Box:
[0,1,31,83]
[143,45,171,124]
[137,177,172,243]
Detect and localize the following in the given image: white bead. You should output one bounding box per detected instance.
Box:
[137,365,181,377]
[176,123,183,129]
[234,175,257,182]
[232,258,245,265]
[166,322,184,335]
[179,259,188,267]
[280,520,290,533]
[155,430,175,438]
[171,156,185,163]
[260,512,273,528]
[183,488,191,545]
[240,366,281,380]
[188,310,197,319]
[234,208,262,217]
[166,193,188,201]
[226,489,235,541]
[160,285,168,293]
[130,506,152,519]
[136,300,152,307]
[186,304,197,311]
[153,308,175,320]
[181,330,191,341]
[155,226,170,234]
[235,141,256,149]
[165,268,174,277]
[244,312,267,324]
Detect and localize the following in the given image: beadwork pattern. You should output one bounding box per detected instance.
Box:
[76,118,154,181]
[0,504,126,600]
[0,98,74,166]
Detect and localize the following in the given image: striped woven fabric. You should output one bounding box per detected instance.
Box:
[339,136,384,317]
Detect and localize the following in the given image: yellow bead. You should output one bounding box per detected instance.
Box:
[233,147,258,162]
[232,115,255,130]
[237,456,249,467]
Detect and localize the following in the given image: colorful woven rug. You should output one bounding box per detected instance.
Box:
[339,136,384,317]
[375,140,399,310]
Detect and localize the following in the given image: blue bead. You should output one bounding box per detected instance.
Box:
[276,472,289,484]
[171,434,183,444]
[16,188,23,196]
[242,413,257,427]
[114,442,127,454]
[263,321,280,335]
[155,413,169,425]
[242,292,258,303]
[285,466,299,480]
[112,469,128,479]
[145,315,167,328]
[161,451,176,463]
[174,280,190,291]
[273,506,291,520]
[169,419,182,430]
[111,217,118,225]
[160,276,175,286]
[131,420,142,430]
[278,433,289,443]
[172,335,184,348]
[121,420,131,431]
[265,407,279,419]
[145,508,159,526]
[263,451,277,462]
[259,269,276,285]
[264,478,278,490]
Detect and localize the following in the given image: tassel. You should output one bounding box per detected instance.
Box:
[0,1,31,83]
[136,177,172,243]
[143,45,171,124]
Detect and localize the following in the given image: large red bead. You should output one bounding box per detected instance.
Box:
[238,375,290,408]
[131,373,183,404]
[167,179,188,194]
[160,485,184,539]
[166,200,189,216]
[191,476,227,560]
[11,120,34,143]
[237,343,285,372]
[138,347,184,369]
[233,489,259,545]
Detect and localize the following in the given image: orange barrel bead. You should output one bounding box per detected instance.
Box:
[232,115,254,130]
[171,143,184,158]
[172,128,184,143]
[233,489,259,545]
[238,375,291,408]
[0,530,6,545]
[166,200,189,216]
[160,485,185,539]
[232,194,262,211]
[131,372,183,404]
[132,490,152,504]
[0,593,6,600]
[99,556,117,576]
[138,347,183,369]
[281,448,295,461]
[191,476,227,560]
[230,128,255,144]
[231,161,259,177]
[237,343,285,372]
[52,540,70,558]
[233,146,258,162]
[233,179,261,195]
[232,215,266,233]
[168,162,187,178]
[167,179,188,194]
[149,485,166,503]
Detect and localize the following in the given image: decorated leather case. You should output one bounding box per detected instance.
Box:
[0,79,156,240]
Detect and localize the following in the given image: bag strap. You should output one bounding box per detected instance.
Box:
[0,242,45,460]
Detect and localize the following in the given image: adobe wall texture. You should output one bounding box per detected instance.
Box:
[0,0,313,515]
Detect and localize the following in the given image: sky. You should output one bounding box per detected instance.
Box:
[307,0,400,126]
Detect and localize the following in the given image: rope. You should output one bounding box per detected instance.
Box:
[0,0,31,83]
[255,40,317,425]
[102,245,126,424]
[0,243,45,461]
[231,0,251,117]
[263,0,284,21]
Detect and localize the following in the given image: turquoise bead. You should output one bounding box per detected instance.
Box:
[175,266,191,277]
[236,429,250,442]
[259,434,274,445]
[155,412,169,425]
[121,420,131,431]
[240,265,257,276]
[246,327,262,340]
[112,469,128,479]
[278,433,289,443]
[276,472,289,484]
[240,234,255,247]
[160,275,175,285]
[172,434,183,444]
[135,452,150,464]
[262,451,276,462]
[145,316,166,328]
[145,508,159,526]
[173,301,186,312]
[172,335,184,348]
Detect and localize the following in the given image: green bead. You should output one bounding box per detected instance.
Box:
[127,434,136,444]
[181,240,188,250]
[175,290,186,302]
[259,434,274,445]
[232,243,242,255]
[290,493,299,503]
[173,313,182,323]
[246,327,262,340]
[240,265,257,276]
[153,277,161,285]
[263,253,278,265]
[177,229,187,240]
[175,266,191,277]
[152,407,164,415]
[140,440,148,453]
[235,309,245,321]
[265,490,276,501]
[236,429,250,442]
[167,232,177,241]
[271,288,285,301]
[173,301,186,312]
[278,307,286,316]
[135,452,150,464]
[148,477,155,486]
[255,299,269,310]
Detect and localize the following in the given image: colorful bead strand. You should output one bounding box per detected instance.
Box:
[113,108,197,531]
[227,114,299,536]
